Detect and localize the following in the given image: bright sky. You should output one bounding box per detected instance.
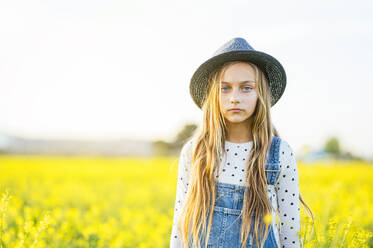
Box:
[0,0,372,159]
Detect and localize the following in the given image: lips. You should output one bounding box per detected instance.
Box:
[229,108,242,112]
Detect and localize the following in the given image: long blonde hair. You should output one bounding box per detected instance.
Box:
[178,61,314,248]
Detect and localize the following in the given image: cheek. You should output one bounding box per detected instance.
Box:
[250,95,258,104]
[220,95,228,105]
[243,93,258,108]
[248,91,258,102]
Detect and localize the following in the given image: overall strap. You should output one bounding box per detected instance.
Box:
[265,136,281,185]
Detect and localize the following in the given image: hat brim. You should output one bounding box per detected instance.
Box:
[190,50,286,109]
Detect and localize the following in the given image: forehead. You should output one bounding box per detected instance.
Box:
[221,80,255,85]
[221,62,256,83]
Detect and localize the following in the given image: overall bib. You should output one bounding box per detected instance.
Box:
[191,136,281,248]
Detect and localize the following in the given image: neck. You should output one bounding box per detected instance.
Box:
[225,118,253,143]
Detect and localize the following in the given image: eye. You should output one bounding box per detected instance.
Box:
[243,86,253,91]
[221,86,229,91]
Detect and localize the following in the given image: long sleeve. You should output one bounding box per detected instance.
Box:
[170,139,193,248]
[275,140,301,248]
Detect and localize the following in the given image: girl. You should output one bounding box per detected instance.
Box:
[170,37,314,248]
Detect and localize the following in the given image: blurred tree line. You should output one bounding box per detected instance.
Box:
[153,123,198,157]
[324,136,363,160]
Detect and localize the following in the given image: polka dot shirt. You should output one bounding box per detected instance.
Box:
[170,138,301,248]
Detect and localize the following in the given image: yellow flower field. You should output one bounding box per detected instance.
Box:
[0,155,372,247]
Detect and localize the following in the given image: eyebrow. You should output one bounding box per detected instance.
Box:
[221,80,256,84]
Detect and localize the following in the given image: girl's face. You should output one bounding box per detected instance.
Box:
[219,62,258,124]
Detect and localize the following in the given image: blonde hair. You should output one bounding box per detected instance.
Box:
[178,61,314,248]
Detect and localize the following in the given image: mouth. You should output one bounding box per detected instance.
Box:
[229,108,242,112]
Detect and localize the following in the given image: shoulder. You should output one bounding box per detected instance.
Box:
[181,136,196,152]
[180,137,197,160]
[271,136,294,156]
[276,138,297,175]
[270,137,297,171]
[272,138,299,186]
[278,138,295,158]
[177,137,197,174]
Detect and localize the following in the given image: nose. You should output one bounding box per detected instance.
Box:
[230,87,241,104]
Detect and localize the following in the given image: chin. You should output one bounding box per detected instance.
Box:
[226,118,246,123]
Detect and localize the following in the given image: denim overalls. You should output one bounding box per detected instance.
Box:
[191,136,281,248]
